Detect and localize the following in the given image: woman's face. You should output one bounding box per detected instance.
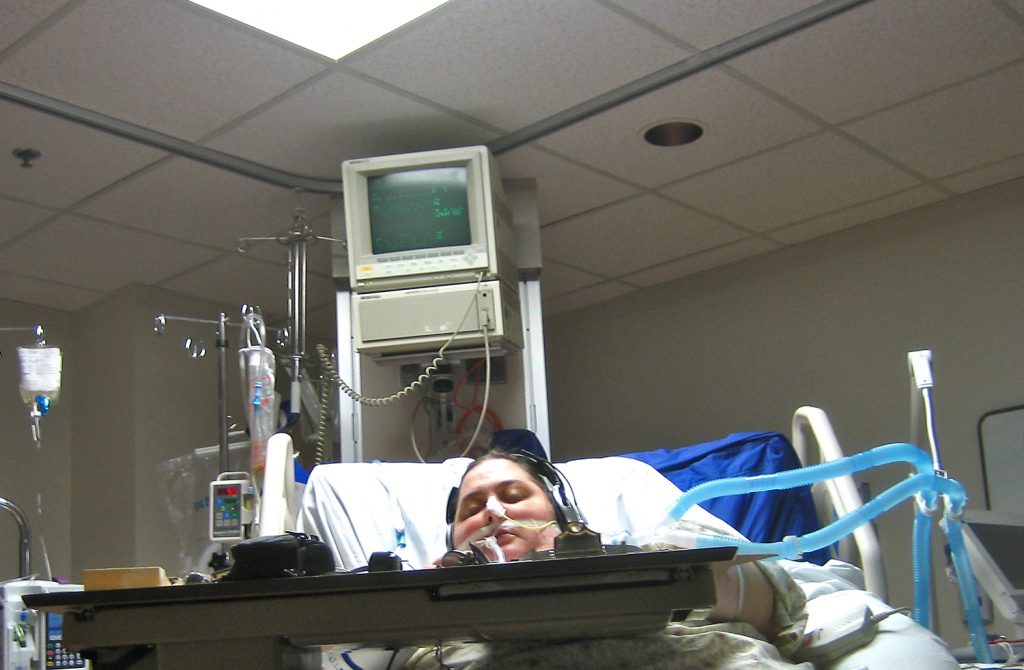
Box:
[451,458,559,561]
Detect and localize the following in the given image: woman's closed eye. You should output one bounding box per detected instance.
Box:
[457,501,484,520]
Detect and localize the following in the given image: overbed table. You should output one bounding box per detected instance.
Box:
[24,548,732,670]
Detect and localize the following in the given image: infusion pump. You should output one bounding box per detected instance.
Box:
[2,581,87,670]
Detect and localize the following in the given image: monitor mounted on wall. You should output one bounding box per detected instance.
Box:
[343,145,517,294]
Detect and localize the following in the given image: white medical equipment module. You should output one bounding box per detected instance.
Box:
[2,581,87,670]
[342,145,521,357]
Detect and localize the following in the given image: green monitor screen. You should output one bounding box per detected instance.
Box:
[367,167,471,255]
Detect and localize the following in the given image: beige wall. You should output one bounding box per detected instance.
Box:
[544,176,1024,646]
[0,300,74,581]
[0,286,251,581]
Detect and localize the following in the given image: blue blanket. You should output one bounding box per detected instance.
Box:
[623,432,829,564]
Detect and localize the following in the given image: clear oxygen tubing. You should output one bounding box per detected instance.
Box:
[664,441,992,663]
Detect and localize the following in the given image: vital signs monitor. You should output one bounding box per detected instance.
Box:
[342,145,518,293]
[342,146,523,356]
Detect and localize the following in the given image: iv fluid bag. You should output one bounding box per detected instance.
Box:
[239,345,275,477]
[17,345,61,405]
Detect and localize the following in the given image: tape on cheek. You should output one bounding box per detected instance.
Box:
[455,522,503,550]
[454,519,552,550]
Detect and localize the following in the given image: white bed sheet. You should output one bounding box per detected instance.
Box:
[297,456,735,569]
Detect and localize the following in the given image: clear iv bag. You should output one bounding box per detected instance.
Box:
[17,345,62,405]
[239,345,275,479]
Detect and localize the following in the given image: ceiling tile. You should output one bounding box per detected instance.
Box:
[729,0,1024,123]
[497,146,639,224]
[768,185,947,245]
[0,0,326,140]
[610,0,818,50]
[941,158,1024,195]
[78,157,330,250]
[208,70,497,177]
[621,236,779,287]
[538,260,608,300]
[537,67,821,187]
[661,132,922,231]
[0,214,223,291]
[345,0,690,130]
[0,195,57,245]
[0,100,167,208]
[0,0,70,52]
[1,0,1021,320]
[160,254,337,324]
[541,194,744,277]
[542,280,638,318]
[842,63,1024,180]
[0,271,105,312]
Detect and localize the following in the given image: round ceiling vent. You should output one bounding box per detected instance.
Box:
[643,121,703,147]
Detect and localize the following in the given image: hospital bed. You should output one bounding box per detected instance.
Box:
[296,407,958,669]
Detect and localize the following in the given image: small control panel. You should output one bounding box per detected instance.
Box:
[210,480,245,540]
[355,245,487,283]
[45,612,87,668]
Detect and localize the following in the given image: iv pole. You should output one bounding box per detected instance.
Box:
[153,312,232,473]
[238,189,343,424]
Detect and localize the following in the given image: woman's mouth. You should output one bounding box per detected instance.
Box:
[493,528,516,542]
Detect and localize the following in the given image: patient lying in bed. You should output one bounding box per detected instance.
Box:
[299,451,959,670]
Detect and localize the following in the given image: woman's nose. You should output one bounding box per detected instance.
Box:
[485,495,507,519]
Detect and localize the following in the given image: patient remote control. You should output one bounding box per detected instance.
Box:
[793,595,878,664]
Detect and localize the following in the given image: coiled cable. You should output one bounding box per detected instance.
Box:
[305,370,333,466]
[316,274,488,408]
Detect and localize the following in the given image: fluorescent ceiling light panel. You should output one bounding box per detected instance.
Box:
[190,1,449,60]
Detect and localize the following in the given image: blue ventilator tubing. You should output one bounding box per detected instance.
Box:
[665,442,992,664]
[912,503,934,628]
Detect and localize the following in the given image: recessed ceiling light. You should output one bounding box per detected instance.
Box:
[188,0,449,60]
[643,121,704,147]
